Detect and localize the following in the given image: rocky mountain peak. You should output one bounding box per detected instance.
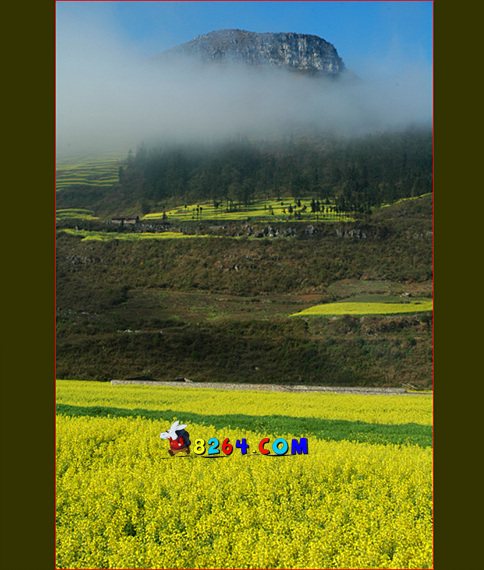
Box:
[155,29,345,76]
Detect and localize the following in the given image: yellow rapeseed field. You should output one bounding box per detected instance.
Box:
[290,301,434,317]
[58,229,213,241]
[56,381,433,569]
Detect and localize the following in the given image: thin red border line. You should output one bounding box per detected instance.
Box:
[431,2,435,569]
[55,3,58,569]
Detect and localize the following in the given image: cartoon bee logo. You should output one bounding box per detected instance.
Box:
[160,420,191,456]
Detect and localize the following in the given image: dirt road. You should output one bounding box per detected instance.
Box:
[111,380,430,395]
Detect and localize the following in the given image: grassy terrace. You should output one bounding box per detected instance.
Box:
[144,197,353,223]
[380,192,433,209]
[57,229,213,241]
[291,299,433,317]
[56,153,124,191]
[56,209,99,221]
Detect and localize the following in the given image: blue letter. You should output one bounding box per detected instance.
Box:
[291,438,308,455]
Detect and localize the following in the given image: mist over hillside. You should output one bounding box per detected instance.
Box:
[56,19,432,157]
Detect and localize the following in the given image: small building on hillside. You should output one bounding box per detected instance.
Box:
[110,216,140,226]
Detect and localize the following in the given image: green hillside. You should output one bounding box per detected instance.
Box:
[56,128,432,219]
[56,128,433,388]
[56,194,433,388]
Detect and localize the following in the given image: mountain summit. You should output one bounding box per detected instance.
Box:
[154,29,345,76]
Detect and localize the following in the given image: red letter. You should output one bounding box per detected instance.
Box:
[259,438,270,455]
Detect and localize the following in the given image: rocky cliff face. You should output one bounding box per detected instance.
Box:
[156,29,345,76]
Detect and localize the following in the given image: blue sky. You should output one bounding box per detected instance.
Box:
[56,1,433,77]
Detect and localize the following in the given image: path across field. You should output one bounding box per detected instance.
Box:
[111,379,430,395]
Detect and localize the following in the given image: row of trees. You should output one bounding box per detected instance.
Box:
[121,127,433,215]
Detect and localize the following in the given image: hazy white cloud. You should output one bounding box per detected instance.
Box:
[56,17,432,156]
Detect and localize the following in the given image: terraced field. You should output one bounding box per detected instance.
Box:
[56,154,124,191]
[144,198,353,223]
[56,209,99,221]
[57,229,213,241]
[291,299,434,317]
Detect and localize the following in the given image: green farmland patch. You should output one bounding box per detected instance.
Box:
[291,300,433,317]
[56,209,99,221]
[56,153,124,191]
[379,192,433,209]
[58,229,213,241]
[144,197,353,224]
